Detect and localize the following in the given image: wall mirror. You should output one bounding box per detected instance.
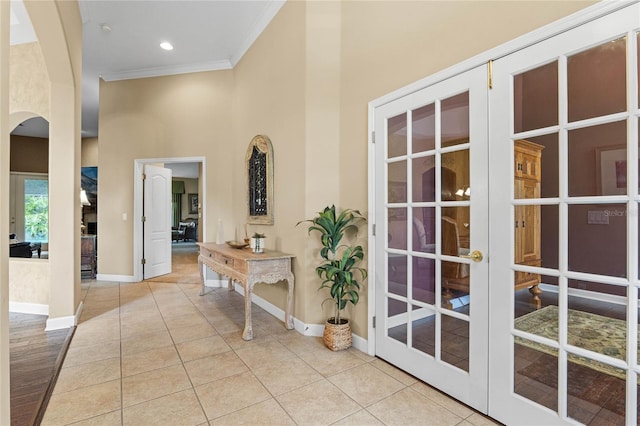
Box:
[246,134,274,225]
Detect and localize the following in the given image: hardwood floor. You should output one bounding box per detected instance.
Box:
[9,312,74,426]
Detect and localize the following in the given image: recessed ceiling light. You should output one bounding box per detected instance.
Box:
[160,41,174,51]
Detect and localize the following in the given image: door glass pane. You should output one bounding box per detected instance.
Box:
[441,207,469,256]
[514,135,558,199]
[388,113,407,158]
[412,156,436,202]
[411,305,435,356]
[388,212,407,250]
[24,179,48,243]
[515,275,558,319]
[442,92,469,148]
[514,61,558,133]
[412,104,435,153]
[568,121,627,197]
[568,37,627,123]
[388,254,407,297]
[567,362,626,425]
[441,314,469,372]
[514,342,558,412]
[412,257,435,305]
[442,150,469,201]
[567,281,626,360]
[539,205,559,270]
[388,298,407,345]
[568,204,627,277]
[412,207,435,252]
[442,266,470,311]
[388,161,407,203]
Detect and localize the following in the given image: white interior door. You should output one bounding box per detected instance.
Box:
[489,4,640,424]
[143,164,172,279]
[373,65,489,411]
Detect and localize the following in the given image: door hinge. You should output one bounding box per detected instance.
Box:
[141,258,146,265]
[488,59,493,89]
[372,316,376,328]
[371,131,376,143]
[142,173,146,180]
[372,223,376,236]
[141,216,146,222]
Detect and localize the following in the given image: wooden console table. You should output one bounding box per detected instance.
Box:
[197,243,295,340]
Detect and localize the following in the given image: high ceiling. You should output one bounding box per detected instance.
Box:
[9,0,285,138]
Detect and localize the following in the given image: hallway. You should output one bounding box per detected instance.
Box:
[39,244,498,425]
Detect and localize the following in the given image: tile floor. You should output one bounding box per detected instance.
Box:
[41,277,500,425]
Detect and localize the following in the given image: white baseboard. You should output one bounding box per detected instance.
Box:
[205,279,227,288]
[95,273,137,283]
[9,302,49,315]
[539,283,627,306]
[45,301,83,331]
[229,283,368,353]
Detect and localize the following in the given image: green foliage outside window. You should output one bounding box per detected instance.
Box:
[24,179,48,243]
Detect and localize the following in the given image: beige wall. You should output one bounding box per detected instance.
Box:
[9,42,48,120]
[98,71,235,275]
[10,135,48,173]
[82,137,99,167]
[97,1,596,337]
[9,259,50,305]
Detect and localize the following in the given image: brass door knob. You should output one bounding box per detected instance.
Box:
[461,250,483,262]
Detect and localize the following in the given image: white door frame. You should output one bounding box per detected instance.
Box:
[133,156,206,282]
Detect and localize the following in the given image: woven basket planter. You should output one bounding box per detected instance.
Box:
[323,318,352,351]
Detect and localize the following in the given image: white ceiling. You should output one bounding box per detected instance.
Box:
[9,0,285,138]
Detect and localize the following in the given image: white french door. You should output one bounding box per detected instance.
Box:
[373,66,490,411]
[372,2,640,424]
[489,4,640,425]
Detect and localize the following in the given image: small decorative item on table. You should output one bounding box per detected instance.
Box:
[252,232,265,253]
[226,240,249,249]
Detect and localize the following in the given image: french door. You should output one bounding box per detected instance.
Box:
[373,2,640,424]
[373,66,490,411]
[489,4,640,425]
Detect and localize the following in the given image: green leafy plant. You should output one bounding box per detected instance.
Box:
[24,195,48,242]
[298,205,367,325]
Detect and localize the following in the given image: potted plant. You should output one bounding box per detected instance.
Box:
[298,205,367,351]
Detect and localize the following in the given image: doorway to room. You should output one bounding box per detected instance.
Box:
[370,2,640,424]
[133,157,205,282]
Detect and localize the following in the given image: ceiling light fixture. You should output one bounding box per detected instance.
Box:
[160,41,174,51]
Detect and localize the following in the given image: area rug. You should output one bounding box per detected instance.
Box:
[515,305,633,380]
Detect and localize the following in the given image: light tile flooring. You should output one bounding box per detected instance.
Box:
[42,278,500,425]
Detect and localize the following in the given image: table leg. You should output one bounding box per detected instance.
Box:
[285,273,294,330]
[242,280,254,340]
[198,256,206,296]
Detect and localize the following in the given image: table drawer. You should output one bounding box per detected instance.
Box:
[214,253,235,267]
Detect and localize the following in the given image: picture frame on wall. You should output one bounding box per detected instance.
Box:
[188,193,198,214]
[596,144,633,196]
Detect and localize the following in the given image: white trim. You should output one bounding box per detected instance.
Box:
[538,283,627,306]
[95,274,137,283]
[133,156,206,282]
[45,301,82,330]
[228,282,369,353]
[101,59,232,82]
[229,1,286,67]
[8,302,48,315]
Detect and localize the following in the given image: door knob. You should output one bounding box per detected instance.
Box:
[461,250,483,262]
